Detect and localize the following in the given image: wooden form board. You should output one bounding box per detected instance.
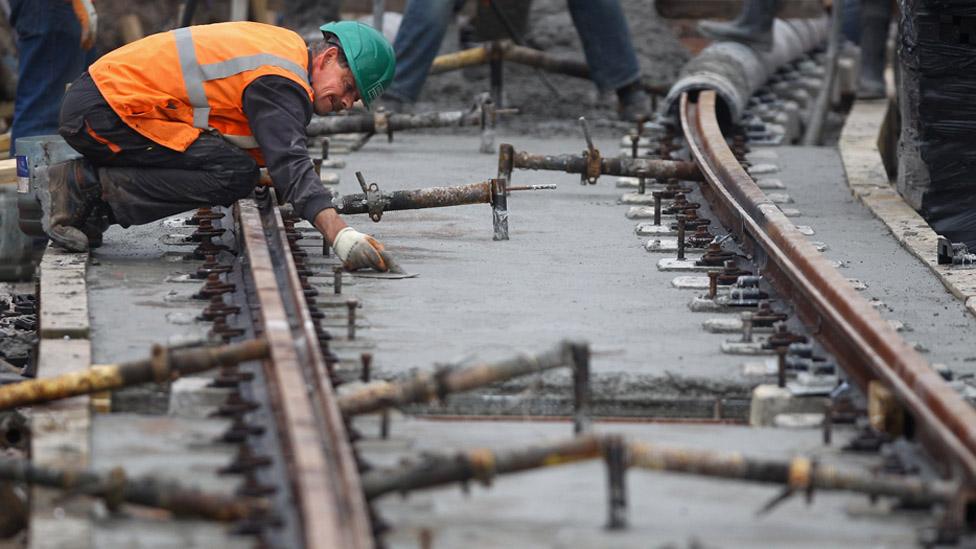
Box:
[29,244,92,549]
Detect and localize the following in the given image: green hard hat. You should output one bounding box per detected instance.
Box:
[320,21,395,108]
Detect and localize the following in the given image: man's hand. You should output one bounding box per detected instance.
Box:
[333,227,392,272]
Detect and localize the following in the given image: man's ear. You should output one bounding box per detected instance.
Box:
[312,48,332,73]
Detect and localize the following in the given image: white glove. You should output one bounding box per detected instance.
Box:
[333,227,392,272]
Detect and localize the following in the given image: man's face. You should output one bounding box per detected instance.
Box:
[310,47,360,115]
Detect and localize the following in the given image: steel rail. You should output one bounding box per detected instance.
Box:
[237,194,373,549]
[680,91,976,510]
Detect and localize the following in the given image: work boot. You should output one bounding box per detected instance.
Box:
[698,0,781,51]
[617,81,652,122]
[857,0,892,99]
[81,207,114,249]
[47,158,103,252]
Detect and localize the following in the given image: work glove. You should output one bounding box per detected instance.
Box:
[72,0,98,50]
[332,227,395,272]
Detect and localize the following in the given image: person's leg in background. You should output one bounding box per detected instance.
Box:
[697,0,781,51]
[8,0,93,151]
[566,0,649,121]
[857,0,892,99]
[381,0,466,108]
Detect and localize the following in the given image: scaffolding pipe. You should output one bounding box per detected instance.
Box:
[339,340,584,416]
[0,339,269,411]
[0,457,268,521]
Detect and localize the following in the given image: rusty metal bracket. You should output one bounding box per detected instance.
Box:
[582,149,602,185]
[150,343,170,383]
[578,117,601,185]
[373,110,392,143]
[355,171,388,223]
[490,178,509,241]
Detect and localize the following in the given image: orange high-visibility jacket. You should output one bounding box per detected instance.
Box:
[89,22,314,161]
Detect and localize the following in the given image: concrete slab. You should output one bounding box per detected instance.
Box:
[319,133,760,406]
[38,246,88,339]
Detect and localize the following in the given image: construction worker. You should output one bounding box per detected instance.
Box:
[380,0,652,121]
[47,20,399,272]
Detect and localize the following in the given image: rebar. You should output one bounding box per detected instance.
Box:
[0,339,269,411]
[508,148,701,182]
[626,440,956,504]
[0,458,268,521]
[361,434,604,499]
[338,340,585,416]
[361,434,956,507]
[307,110,488,137]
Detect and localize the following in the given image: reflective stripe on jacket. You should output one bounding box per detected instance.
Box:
[89,22,314,159]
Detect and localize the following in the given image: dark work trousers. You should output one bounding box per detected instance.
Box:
[58,72,259,227]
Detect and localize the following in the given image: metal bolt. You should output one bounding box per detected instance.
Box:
[707,271,719,300]
[652,191,662,226]
[333,266,343,295]
[676,215,686,261]
[823,405,833,445]
[740,312,754,343]
[360,353,373,383]
[570,343,592,435]
[380,409,390,439]
[604,434,628,530]
[777,346,788,388]
[346,299,358,340]
[630,132,639,159]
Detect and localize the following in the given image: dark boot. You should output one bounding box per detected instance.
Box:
[616,81,652,122]
[81,207,114,249]
[857,0,891,99]
[698,0,781,51]
[47,159,102,252]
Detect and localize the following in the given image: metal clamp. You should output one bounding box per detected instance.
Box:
[150,343,171,383]
[355,171,388,223]
[373,109,394,143]
[578,117,601,185]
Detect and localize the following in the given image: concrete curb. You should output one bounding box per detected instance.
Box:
[29,245,92,549]
[838,99,976,318]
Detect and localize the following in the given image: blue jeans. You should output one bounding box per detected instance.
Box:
[386,0,641,102]
[9,0,95,153]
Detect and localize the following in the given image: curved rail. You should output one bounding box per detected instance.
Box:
[237,194,373,548]
[680,90,976,510]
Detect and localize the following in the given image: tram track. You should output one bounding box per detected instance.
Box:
[229,190,373,548]
[681,89,976,531]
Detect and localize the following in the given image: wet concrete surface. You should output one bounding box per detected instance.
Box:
[769,146,976,378]
[74,133,976,548]
[355,415,929,549]
[325,133,756,405]
[86,220,244,548]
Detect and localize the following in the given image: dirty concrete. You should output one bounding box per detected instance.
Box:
[319,132,757,409]
[767,146,976,377]
[87,219,220,413]
[355,415,931,548]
